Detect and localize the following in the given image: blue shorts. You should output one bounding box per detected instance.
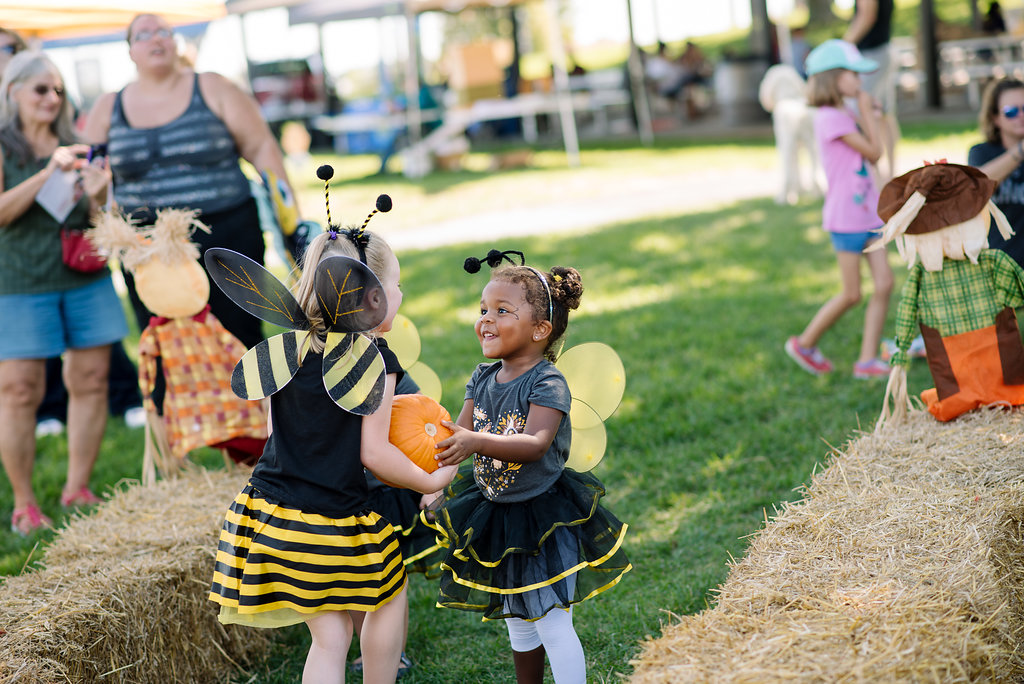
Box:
[0,277,129,360]
[830,230,881,253]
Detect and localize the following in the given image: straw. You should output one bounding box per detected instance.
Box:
[630,408,1024,683]
[0,467,269,684]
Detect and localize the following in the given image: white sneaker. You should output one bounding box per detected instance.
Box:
[123,406,147,429]
[36,418,65,438]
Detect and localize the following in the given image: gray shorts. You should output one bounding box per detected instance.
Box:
[859,44,896,113]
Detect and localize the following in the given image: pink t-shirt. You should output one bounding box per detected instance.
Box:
[814,106,882,233]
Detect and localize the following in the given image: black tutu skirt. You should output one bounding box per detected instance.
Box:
[366,475,444,578]
[428,467,631,620]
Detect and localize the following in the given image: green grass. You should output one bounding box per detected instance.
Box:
[0,122,972,681]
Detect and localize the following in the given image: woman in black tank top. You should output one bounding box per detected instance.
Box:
[82,12,302,350]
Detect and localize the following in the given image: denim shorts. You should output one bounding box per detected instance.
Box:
[0,277,129,360]
[830,230,881,253]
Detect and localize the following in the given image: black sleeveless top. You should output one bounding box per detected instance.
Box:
[107,74,251,222]
[855,0,893,51]
[249,339,402,518]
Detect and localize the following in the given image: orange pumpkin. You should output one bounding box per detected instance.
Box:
[384,394,452,488]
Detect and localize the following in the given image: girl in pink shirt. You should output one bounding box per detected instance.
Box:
[785,40,893,379]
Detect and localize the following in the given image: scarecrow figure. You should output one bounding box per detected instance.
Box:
[871,162,1024,424]
[89,209,268,482]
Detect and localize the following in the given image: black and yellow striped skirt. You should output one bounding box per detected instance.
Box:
[209,484,407,628]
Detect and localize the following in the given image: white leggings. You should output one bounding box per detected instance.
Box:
[506,607,585,684]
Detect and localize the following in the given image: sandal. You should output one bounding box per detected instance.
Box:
[61,486,101,509]
[348,652,412,677]
[11,504,53,536]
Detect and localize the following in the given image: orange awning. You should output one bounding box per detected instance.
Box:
[2,1,226,42]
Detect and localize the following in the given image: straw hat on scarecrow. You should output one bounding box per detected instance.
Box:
[871,162,1024,425]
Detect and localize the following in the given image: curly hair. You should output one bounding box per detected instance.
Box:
[491,265,583,361]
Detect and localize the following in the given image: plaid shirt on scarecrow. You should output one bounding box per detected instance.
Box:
[892,249,1024,368]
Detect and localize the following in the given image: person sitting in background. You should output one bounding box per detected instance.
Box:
[83,13,299,350]
[0,51,128,534]
[983,1,1007,34]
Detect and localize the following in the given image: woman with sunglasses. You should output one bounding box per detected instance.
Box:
[968,78,1024,267]
[83,13,299,350]
[0,51,127,535]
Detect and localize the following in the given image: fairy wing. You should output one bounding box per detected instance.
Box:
[231,330,310,400]
[382,313,443,402]
[314,256,387,333]
[323,332,387,415]
[382,313,421,367]
[555,342,627,472]
[204,248,306,330]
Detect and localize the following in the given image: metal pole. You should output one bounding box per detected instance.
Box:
[543,0,580,167]
[404,4,422,149]
[625,0,654,146]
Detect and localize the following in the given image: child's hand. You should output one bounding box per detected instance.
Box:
[856,90,882,118]
[434,420,475,466]
[419,491,442,510]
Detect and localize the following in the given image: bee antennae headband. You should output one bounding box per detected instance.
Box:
[464,249,551,321]
[316,165,392,264]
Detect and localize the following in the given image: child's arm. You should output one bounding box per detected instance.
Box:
[433,402,563,467]
[361,373,458,493]
[840,90,883,164]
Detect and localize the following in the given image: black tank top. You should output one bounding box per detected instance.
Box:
[855,0,893,51]
[107,74,251,221]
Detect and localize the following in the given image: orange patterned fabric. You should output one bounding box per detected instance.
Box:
[139,312,267,461]
[919,322,1024,422]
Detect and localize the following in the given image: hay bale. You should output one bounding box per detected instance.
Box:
[0,467,271,684]
[630,408,1024,683]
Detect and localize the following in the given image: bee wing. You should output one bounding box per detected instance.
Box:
[566,401,606,472]
[381,313,421,368]
[231,331,310,400]
[204,248,306,330]
[322,332,387,415]
[405,361,442,403]
[315,256,387,334]
[555,342,626,421]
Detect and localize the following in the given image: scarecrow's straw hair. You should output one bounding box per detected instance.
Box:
[0,468,268,683]
[630,408,1024,683]
[88,208,210,272]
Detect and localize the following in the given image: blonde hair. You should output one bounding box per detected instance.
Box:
[806,68,845,108]
[292,229,395,355]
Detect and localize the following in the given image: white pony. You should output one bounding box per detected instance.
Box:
[758,64,822,205]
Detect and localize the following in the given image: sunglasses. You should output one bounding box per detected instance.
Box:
[131,28,172,44]
[0,45,17,55]
[1002,105,1024,119]
[32,84,65,98]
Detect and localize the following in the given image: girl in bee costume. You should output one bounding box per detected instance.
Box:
[432,250,631,684]
[207,167,457,683]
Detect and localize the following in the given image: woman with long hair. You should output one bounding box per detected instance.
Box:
[0,51,127,534]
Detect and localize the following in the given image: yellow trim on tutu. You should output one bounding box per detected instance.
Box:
[444,523,630,595]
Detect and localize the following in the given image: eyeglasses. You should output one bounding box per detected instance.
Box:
[0,45,17,55]
[1002,105,1024,119]
[32,84,65,98]
[131,28,173,44]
